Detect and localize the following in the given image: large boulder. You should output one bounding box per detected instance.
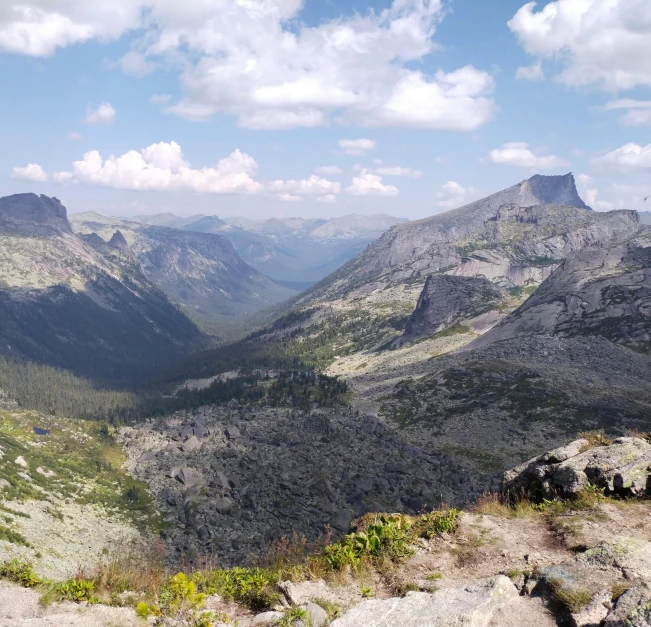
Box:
[503,437,651,498]
[330,576,517,627]
[604,586,651,626]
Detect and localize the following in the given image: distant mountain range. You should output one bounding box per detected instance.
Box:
[70,212,294,333]
[133,212,408,288]
[0,194,203,381]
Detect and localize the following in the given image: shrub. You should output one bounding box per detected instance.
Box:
[415,508,460,538]
[547,577,592,613]
[192,567,280,611]
[0,560,42,587]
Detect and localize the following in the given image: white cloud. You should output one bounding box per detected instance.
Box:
[374,166,423,179]
[0,1,143,57]
[277,193,301,202]
[346,170,399,197]
[84,102,116,125]
[435,180,478,208]
[268,175,341,196]
[314,165,343,175]
[508,0,651,90]
[317,194,337,203]
[68,132,83,140]
[515,61,543,81]
[149,93,172,106]
[485,142,570,169]
[603,99,651,127]
[11,163,48,182]
[338,139,377,157]
[53,141,263,194]
[0,1,496,131]
[592,143,651,171]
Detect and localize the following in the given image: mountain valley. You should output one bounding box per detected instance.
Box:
[2,175,651,626]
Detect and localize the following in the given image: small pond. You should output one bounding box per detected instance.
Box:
[33,427,50,436]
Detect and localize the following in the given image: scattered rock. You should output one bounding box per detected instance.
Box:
[302,602,328,627]
[252,611,284,625]
[15,455,27,468]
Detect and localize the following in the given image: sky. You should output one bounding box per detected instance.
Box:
[1,0,650,220]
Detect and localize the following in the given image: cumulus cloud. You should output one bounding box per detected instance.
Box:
[0,1,496,130]
[435,180,478,208]
[346,170,399,197]
[11,163,48,182]
[592,143,651,171]
[52,141,263,194]
[149,93,172,106]
[84,102,116,125]
[603,99,651,127]
[374,166,423,179]
[317,194,337,203]
[314,165,343,175]
[515,61,543,81]
[485,142,570,169]
[268,175,341,196]
[277,193,301,202]
[508,0,651,90]
[338,139,377,157]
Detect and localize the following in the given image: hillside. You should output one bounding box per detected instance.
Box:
[134,212,407,287]
[69,212,294,335]
[0,194,203,381]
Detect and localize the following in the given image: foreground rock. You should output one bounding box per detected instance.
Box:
[503,437,651,498]
[331,576,518,627]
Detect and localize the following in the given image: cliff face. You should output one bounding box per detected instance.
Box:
[470,243,651,351]
[0,193,72,234]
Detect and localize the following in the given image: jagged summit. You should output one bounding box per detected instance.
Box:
[0,193,72,233]
[108,229,130,254]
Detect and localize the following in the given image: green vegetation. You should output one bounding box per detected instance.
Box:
[0,411,161,531]
[0,524,31,547]
[275,607,308,627]
[547,577,592,613]
[432,324,473,339]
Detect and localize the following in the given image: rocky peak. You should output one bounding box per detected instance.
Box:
[108,229,130,254]
[0,193,72,233]
[520,173,590,210]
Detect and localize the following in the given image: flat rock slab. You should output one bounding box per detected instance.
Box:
[331,576,518,627]
[0,582,140,627]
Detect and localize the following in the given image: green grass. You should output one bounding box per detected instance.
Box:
[0,411,162,532]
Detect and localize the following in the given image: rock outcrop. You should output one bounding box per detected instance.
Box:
[330,576,518,627]
[0,193,71,233]
[471,244,651,351]
[399,274,504,344]
[503,437,651,498]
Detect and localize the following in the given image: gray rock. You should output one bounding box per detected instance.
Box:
[331,576,518,627]
[215,497,234,514]
[570,589,611,627]
[577,537,651,581]
[604,586,651,626]
[303,602,328,627]
[137,451,155,462]
[182,435,202,454]
[503,437,651,498]
[252,611,285,625]
[225,426,242,440]
[400,274,504,345]
[175,467,203,488]
[277,580,331,606]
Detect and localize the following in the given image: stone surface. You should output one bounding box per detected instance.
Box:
[604,586,651,626]
[331,576,518,627]
[472,244,651,351]
[400,274,504,344]
[503,438,651,498]
[302,602,328,627]
[252,611,284,625]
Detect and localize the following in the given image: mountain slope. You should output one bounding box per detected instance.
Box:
[469,243,651,351]
[0,194,203,381]
[70,213,294,335]
[135,212,408,285]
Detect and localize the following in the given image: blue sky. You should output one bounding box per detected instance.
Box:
[1,0,650,219]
